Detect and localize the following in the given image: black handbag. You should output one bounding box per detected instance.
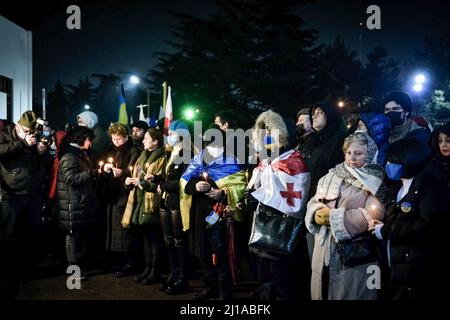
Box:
[248,203,303,256]
[336,232,379,267]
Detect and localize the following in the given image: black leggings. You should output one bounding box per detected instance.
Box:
[160,208,184,247]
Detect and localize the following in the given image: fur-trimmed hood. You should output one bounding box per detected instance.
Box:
[253,110,289,150]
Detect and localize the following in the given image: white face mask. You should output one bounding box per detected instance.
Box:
[206,146,224,159]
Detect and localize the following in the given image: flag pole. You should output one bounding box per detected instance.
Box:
[147,88,151,119]
[162,81,168,113]
[42,88,46,119]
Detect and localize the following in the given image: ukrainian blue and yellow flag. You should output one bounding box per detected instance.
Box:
[179,150,246,231]
[118,83,128,125]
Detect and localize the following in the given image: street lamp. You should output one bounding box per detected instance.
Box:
[413,83,423,93]
[411,72,427,94]
[338,100,345,108]
[129,75,140,85]
[129,75,151,118]
[415,74,426,84]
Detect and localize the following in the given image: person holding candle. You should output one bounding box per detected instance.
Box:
[122,128,166,285]
[180,124,246,300]
[305,131,386,300]
[98,123,141,278]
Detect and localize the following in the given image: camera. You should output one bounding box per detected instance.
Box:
[30,118,52,146]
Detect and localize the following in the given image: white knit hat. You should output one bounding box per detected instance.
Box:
[77,111,98,129]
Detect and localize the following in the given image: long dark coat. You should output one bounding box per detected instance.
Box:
[99,139,140,252]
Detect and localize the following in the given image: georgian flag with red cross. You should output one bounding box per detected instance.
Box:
[251,150,310,217]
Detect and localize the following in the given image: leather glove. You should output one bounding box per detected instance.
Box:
[244,188,258,211]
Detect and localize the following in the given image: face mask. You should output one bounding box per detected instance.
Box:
[386,111,404,127]
[207,146,224,159]
[385,162,404,181]
[167,135,178,147]
[43,131,51,137]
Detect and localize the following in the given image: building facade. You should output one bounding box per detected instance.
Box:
[0,15,32,122]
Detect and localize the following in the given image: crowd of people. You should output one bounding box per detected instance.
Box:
[1,90,449,301]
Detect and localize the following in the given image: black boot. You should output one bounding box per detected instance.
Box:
[166,277,190,295]
[160,242,179,291]
[142,242,161,285]
[166,246,190,295]
[159,272,178,291]
[141,269,161,285]
[134,266,151,283]
[114,264,139,278]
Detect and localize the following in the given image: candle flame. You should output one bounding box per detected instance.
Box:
[108,157,113,163]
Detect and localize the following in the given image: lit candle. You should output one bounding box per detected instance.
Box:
[245,170,249,184]
[129,166,133,173]
[98,161,104,172]
[202,171,208,182]
[108,157,113,164]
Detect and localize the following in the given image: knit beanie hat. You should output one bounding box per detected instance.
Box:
[17,110,38,130]
[77,111,98,129]
[169,120,189,132]
[383,91,413,114]
[130,120,149,131]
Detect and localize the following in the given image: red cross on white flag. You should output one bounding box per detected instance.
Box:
[251,150,310,216]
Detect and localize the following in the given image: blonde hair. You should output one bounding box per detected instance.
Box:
[108,122,129,137]
[342,132,368,152]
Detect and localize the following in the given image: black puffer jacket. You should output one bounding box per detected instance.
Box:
[56,144,98,233]
[381,164,450,299]
[0,125,52,197]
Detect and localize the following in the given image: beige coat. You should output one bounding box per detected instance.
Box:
[305,171,385,300]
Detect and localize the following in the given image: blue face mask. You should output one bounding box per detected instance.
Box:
[43,131,51,137]
[167,135,178,147]
[385,162,404,180]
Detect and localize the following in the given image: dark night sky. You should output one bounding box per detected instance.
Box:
[2,0,450,103]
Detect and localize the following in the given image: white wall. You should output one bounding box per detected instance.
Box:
[0,15,32,122]
[0,92,6,119]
